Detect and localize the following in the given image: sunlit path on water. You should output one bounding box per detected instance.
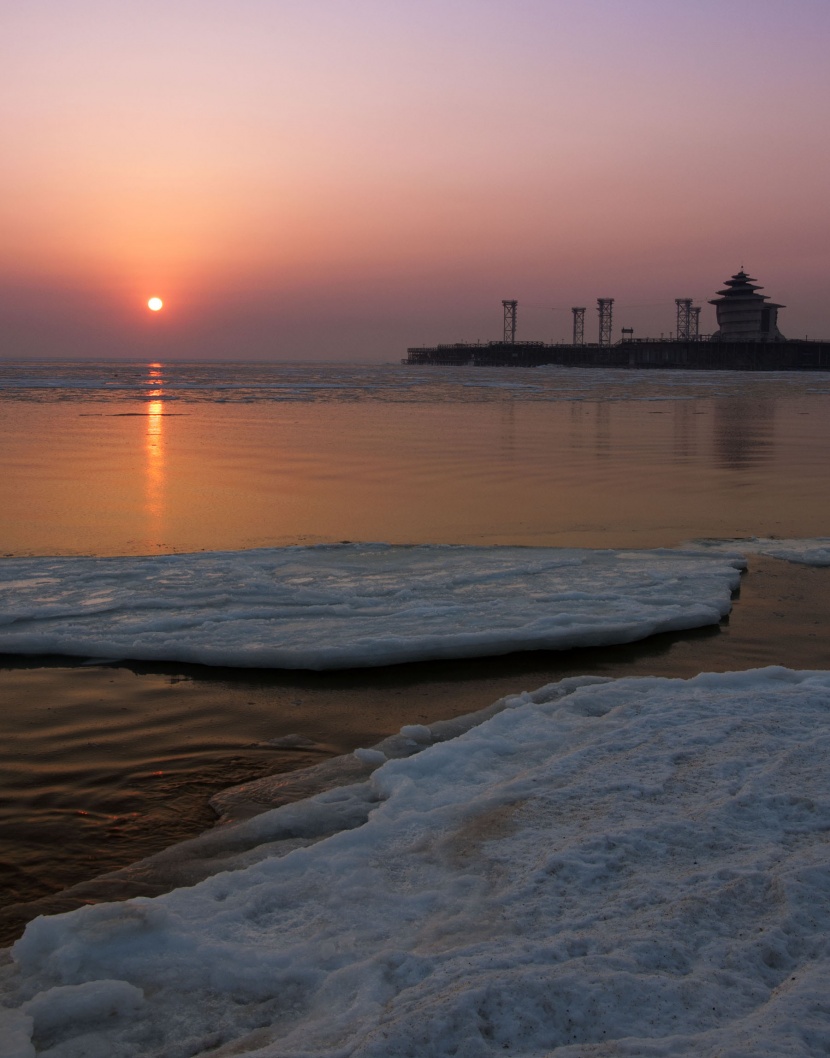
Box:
[144,363,165,543]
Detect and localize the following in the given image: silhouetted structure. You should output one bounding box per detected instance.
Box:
[404,271,829,370]
[572,307,585,346]
[709,270,785,341]
[597,299,614,347]
[675,299,694,341]
[502,300,517,344]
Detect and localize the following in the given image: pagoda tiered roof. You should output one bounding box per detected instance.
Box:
[710,270,784,309]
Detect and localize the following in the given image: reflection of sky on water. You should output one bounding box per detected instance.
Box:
[1,365,827,558]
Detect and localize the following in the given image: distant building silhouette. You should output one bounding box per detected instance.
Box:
[404,267,830,369]
[709,270,785,342]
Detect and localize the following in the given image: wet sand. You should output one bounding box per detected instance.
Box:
[2,555,827,945]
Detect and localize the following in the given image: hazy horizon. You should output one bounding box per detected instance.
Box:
[3,0,829,361]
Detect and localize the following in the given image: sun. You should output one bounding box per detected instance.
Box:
[147,297,163,312]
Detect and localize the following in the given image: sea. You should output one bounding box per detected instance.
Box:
[2,359,830,1056]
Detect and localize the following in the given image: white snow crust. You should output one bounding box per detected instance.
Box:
[4,668,830,1057]
[0,545,743,669]
[693,537,830,567]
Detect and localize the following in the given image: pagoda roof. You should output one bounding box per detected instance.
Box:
[709,269,784,308]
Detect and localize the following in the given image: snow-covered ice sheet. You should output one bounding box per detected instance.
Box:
[3,668,830,1057]
[0,544,743,669]
[693,536,830,567]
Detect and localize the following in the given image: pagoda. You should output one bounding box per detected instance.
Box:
[709,270,785,341]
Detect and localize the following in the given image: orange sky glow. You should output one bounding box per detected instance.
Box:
[2,0,829,359]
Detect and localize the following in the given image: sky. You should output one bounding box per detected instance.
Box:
[2,0,829,360]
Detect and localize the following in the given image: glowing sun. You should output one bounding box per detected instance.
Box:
[147,297,163,312]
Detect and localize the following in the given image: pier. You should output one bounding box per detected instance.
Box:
[404,338,830,371]
[404,271,830,371]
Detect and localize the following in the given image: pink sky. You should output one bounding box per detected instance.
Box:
[2,0,829,359]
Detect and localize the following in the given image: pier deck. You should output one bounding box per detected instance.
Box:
[404,339,830,371]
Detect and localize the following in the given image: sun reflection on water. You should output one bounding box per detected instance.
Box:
[145,364,165,529]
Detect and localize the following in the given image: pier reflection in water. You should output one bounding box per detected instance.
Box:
[713,397,775,470]
[671,401,701,463]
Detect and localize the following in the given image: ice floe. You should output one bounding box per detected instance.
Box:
[0,544,743,669]
[3,668,830,1056]
[694,536,830,567]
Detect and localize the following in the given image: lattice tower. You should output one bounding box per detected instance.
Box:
[571,307,586,346]
[502,300,518,344]
[675,298,693,341]
[597,298,614,346]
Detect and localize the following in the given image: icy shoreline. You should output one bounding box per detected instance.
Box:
[4,667,830,1057]
[693,536,830,568]
[4,542,830,1056]
[0,544,744,669]
[5,540,827,674]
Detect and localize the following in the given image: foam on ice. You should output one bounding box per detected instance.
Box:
[3,668,830,1057]
[0,544,743,669]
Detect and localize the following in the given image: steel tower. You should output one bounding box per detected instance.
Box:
[597,299,614,346]
[502,300,518,344]
[675,298,694,341]
[572,307,586,346]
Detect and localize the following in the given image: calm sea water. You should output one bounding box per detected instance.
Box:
[3,360,830,555]
[2,359,830,940]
